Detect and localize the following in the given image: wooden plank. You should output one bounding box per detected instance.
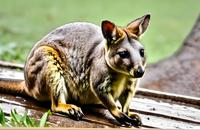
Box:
[130,98,200,125]
[137,88,200,106]
[0,68,24,79]
[138,113,200,129]
[0,61,24,70]
[1,92,200,129]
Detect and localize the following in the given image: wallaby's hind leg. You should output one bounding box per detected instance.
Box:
[50,75,84,120]
[26,45,84,120]
[43,47,84,120]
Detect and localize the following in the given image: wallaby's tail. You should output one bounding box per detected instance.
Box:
[0,78,27,96]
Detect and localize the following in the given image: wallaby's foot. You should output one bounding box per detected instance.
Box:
[53,103,84,120]
[129,113,142,127]
[115,112,142,127]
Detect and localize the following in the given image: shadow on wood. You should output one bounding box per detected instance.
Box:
[141,15,200,97]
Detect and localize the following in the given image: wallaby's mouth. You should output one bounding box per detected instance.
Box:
[129,69,135,77]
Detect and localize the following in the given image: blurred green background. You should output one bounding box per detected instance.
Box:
[0,0,199,64]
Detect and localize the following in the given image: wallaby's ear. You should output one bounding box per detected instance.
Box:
[101,20,122,44]
[127,14,150,37]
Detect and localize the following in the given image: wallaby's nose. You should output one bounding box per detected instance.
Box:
[134,66,144,78]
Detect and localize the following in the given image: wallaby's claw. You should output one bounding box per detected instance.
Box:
[53,104,84,121]
[67,106,84,120]
[129,113,142,127]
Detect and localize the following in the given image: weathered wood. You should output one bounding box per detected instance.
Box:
[0,90,200,128]
[0,61,23,70]
[0,61,200,128]
[0,65,23,79]
[0,102,109,128]
[131,97,200,124]
[141,15,200,97]
[137,88,200,107]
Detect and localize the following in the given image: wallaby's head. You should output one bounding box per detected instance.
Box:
[102,14,150,78]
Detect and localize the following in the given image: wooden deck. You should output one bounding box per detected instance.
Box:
[0,61,200,128]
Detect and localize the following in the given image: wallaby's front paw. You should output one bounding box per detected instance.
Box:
[129,113,142,127]
[115,112,142,127]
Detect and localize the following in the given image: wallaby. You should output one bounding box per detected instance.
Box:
[0,14,150,127]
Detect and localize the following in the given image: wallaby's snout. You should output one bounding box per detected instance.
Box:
[129,65,145,78]
[134,66,145,78]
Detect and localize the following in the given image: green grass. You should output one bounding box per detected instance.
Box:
[0,108,51,127]
[0,0,199,64]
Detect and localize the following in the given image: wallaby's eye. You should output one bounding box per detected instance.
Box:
[140,49,144,57]
[117,51,130,58]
